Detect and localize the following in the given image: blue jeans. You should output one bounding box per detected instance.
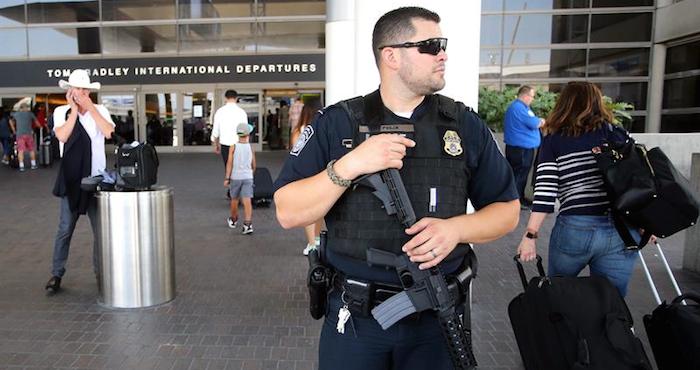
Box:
[51,196,99,278]
[548,215,639,297]
[505,145,535,202]
[319,290,453,370]
[0,137,11,158]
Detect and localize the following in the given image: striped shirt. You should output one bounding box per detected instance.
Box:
[532,125,628,215]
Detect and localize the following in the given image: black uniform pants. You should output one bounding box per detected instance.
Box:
[318,290,454,370]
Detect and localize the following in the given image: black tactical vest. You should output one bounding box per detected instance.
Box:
[326,90,473,263]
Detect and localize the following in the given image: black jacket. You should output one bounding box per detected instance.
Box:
[52,113,92,214]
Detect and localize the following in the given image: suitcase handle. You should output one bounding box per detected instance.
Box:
[671,293,700,306]
[513,255,545,291]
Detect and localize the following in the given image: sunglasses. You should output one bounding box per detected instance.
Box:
[379,37,448,56]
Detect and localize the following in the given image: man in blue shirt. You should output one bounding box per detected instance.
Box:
[504,85,544,209]
[274,6,519,370]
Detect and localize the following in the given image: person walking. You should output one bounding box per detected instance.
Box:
[9,102,39,171]
[45,69,115,293]
[504,85,545,209]
[224,123,256,235]
[289,98,323,255]
[517,81,640,297]
[212,90,248,199]
[0,107,11,165]
[273,7,519,369]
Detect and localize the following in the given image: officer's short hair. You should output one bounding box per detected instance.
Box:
[225,90,238,99]
[517,86,534,97]
[372,7,441,66]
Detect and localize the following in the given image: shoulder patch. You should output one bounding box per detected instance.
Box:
[290,125,314,156]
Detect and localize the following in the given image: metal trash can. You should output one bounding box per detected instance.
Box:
[95,187,176,308]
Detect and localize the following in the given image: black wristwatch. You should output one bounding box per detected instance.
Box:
[525,231,538,239]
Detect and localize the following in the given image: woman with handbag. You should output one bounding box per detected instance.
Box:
[516,81,639,297]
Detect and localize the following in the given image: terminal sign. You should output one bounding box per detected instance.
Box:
[0,54,324,88]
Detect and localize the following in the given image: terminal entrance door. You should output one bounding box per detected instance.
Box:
[100,93,137,143]
[263,90,324,151]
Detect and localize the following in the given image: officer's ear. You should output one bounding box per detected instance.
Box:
[380,47,401,71]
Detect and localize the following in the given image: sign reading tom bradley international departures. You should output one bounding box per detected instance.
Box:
[0,54,324,88]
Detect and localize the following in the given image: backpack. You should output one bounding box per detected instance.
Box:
[116,142,159,190]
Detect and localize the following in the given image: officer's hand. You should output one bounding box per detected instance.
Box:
[517,236,537,262]
[402,217,460,270]
[335,134,415,180]
[214,144,221,154]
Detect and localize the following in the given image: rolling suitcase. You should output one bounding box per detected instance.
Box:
[8,139,19,169]
[253,167,273,208]
[39,127,52,167]
[639,242,700,370]
[508,255,651,370]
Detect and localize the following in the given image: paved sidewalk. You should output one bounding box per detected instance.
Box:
[0,152,698,370]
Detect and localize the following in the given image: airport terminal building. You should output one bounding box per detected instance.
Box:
[0,0,698,153]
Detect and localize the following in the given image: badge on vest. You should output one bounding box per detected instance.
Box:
[443,130,463,156]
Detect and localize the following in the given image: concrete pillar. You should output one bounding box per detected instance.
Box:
[683,153,700,273]
[647,43,666,133]
[325,0,481,108]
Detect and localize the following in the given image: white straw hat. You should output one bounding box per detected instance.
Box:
[58,69,101,90]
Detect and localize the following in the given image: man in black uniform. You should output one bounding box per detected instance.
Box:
[274,7,519,370]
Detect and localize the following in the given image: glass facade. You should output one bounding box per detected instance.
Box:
[481,1,654,132]
[0,0,325,57]
[662,40,700,132]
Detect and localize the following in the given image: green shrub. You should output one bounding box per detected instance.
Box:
[477,86,634,132]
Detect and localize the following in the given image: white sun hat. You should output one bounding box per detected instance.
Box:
[58,69,101,90]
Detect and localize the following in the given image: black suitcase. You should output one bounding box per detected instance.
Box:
[509,255,651,370]
[8,139,19,169]
[39,128,52,167]
[253,167,273,207]
[640,242,700,370]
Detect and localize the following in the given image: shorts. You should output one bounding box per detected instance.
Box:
[16,134,35,152]
[229,178,254,199]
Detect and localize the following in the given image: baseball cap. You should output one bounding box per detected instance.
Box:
[237,123,252,136]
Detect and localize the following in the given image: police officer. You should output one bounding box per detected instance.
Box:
[274,7,519,370]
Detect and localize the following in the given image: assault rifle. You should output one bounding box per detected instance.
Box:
[357,169,478,370]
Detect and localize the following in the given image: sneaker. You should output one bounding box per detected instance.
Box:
[242,224,254,235]
[0,159,8,165]
[227,217,237,229]
[19,167,26,172]
[303,243,316,256]
[31,165,38,170]
[45,276,62,293]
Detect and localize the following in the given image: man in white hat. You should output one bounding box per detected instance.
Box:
[45,69,115,294]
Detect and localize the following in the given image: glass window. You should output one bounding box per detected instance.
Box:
[237,94,260,144]
[480,49,502,79]
[505,0,589,10]
[256,21,325,51]
[481,15,501,46]
[663,76,700,109]
[102,0,176,21]
[661,113,700,133]
[183,92,213,146]
[588,48,649,77]
[665,40,700,74]
[504,14,587,45]
[590,13,652,43]
[482,0,503,12]
[0,1,25,26]
[0,28,27,57]
[145,93,177,146]
[597,82,648,110]
[627,115,645,133]
[593,0,653,7]
[102,26,177,54]
[179,23,255,53]
[179,0,254,18]
[263,1,325,16]
[28,27,101,57]
[101,95,137,143]
[27,0,98,23]
[502,49,585,78]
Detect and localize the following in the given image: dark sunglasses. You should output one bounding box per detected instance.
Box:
[379,37,448,56]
